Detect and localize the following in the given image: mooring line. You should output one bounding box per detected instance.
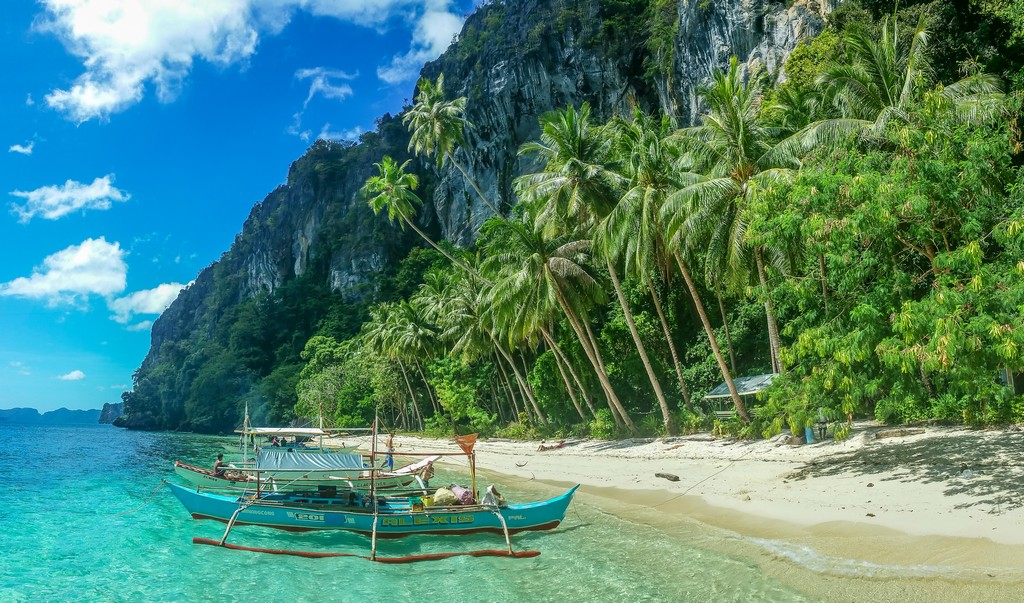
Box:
[109,479,167,516]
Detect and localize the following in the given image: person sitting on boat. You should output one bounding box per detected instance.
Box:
[213,453,227,477]
[383,433,395,470]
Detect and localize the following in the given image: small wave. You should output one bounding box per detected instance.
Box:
[745,536,1019,582]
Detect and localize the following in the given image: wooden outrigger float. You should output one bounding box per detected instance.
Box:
[169,420,578,562]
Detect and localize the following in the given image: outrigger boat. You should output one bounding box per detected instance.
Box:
[173,451,437,492]
[167,426,579,562]
[166,482,578,537]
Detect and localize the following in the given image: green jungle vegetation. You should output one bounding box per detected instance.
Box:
[122,0,1024,440]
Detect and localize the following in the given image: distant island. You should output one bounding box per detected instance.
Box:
[0,402,124,425]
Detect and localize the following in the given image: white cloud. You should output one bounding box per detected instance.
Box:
[9,142,34,155]
[9,175,129,223]
[37,1,468,121]
[288,68,357,140]
[40,0,259,122]
[59,370,86,381]
[108,282,189,324]
[25,94,35,106]
[377,4,463,84]
[0,237,127,306]
[126,320,153,332]
[9,361,32,376]
[295,67,357,107]
[317,123,364,142]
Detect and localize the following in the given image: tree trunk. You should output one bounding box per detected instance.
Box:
[755,246,784,374]
[715,280,737,374]
[646,273,693,412]
[401,212,480,279]
[413,359,439,416]
[673,251,748,421]
[819,251,830,316]
[494,351,524,419]
[608,260,677,435]
[542,328,597,417]
[517,350,549,425]
[449,155,501,216]
[495,340,547,425]
[489,378,507,423]
[397,360,424,431]
[553,281,636,433]
[540,329,589,417]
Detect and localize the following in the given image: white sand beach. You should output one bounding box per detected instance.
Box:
[337,422,1024,601]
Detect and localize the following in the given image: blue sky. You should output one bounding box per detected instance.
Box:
[0,0,476,413]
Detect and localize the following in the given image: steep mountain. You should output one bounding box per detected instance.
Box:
[120,0,828,432]
[0,407,103,425]
[99,402,124,424]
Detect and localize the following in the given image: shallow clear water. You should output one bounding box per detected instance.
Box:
[0,424,815,602]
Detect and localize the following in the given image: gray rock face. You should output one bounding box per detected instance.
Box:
[670,0,827,123]
[423,0,826,245]
[99,402,124,424]
[133,0,829,425]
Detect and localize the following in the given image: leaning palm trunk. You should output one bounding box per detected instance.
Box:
[449,154,501,216]
[714,280,738,373]
[673,252,748,420]
[400,210,480,279]
[493,351,524,419]
[397,360,425,431]
[489,379,508,423]
[645,273,694,412]
[552,283,633,432]
[494,339,547,425]
[755,246,784,374]
[819,252,830,316]
[546,338,587,419]
[607,260,678,435]
[413,359,440,416]
[518,351,549,425]
[542,328,596,417]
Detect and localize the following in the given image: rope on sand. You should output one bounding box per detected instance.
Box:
[651,446,756,509]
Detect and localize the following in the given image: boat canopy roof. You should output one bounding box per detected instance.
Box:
[704,373,779,399]
[257,450,365,471]
[236,427,330,437]
[235,427,372,436]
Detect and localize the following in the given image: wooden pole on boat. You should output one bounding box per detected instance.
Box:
[370,414,379,561]
[471,451,477,502]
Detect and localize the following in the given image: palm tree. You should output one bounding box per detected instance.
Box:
[404,73,500,215]
[362,155,479,278]
[516,103,620,236]
[804,16,1004,145]
[483,217,637,433]
[363,304,426,428]
[417,267,549,425]
[666,56,798,376]
[602,110,697,422]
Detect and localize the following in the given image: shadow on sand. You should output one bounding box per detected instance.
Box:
[785,429,1024,512]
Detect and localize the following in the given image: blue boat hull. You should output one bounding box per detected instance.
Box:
[166,482,578,538]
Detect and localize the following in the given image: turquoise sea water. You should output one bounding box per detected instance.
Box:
[0,424,815,602]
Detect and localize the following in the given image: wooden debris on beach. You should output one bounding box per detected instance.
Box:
[655,472,680,482]
[874,428,925,440]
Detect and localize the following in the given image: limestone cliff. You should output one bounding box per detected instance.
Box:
[124,0,829,432]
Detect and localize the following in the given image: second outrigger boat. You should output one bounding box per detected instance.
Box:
[173,451,437,492]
